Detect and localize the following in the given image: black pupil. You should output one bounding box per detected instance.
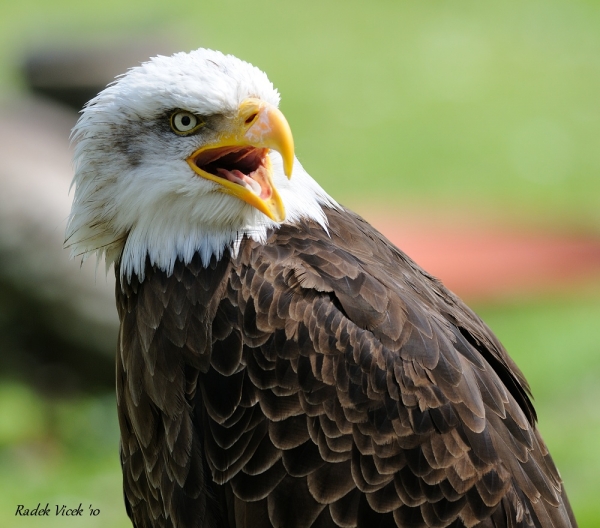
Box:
[181,115,191,127]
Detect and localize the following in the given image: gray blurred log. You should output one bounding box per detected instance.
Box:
[0,97,118,393]
[23,40,177,111]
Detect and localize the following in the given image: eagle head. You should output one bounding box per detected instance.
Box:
[66,48,334,280]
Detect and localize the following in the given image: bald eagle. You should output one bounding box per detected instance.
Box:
[66,49,577,528]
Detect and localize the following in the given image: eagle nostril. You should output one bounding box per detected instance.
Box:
[245,113,258,125]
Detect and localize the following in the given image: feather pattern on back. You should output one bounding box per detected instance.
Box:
[116,206,577,528]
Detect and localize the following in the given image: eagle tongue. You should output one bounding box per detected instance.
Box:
[216,168,262,196]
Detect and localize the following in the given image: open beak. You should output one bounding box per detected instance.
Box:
[186,98,294,222]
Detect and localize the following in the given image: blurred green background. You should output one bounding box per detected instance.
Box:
[0,0,599,526]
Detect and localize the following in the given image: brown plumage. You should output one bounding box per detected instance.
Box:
[115,206,577,528]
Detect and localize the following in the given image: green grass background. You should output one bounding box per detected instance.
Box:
[0,0,599,526]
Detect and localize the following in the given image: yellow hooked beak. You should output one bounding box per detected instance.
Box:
[186,98,294,222]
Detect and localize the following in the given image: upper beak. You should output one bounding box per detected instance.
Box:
[239,98,294,178]
[186,98,294,222]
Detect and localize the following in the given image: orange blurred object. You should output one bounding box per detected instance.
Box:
[368,213,600,302]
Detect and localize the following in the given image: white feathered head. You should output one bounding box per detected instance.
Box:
[66,48,333,280]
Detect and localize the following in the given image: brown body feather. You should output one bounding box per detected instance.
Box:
[116,207,577,528]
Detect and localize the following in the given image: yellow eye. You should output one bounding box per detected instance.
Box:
[171,111,203,134]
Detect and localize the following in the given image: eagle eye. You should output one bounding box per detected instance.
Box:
[171,111,203,135]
